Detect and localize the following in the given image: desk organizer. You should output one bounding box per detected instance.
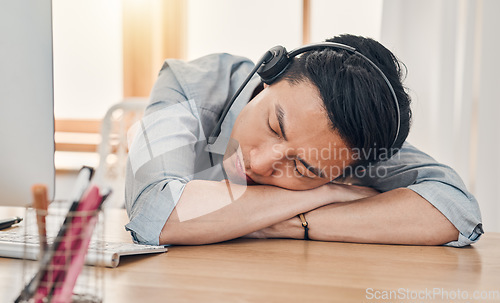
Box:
[17,201,105,303]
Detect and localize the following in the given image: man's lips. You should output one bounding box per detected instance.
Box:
[235,153,258,185]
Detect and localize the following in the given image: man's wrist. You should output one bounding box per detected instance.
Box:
[277,215,307,240]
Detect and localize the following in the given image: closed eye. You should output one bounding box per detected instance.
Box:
[293,160,305,177]
[268,118,280,137]
[295,158,322,179]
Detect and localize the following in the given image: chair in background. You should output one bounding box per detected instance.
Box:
[94,98,148,208]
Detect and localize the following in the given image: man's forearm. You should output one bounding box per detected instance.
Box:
[257,188,459,245]
[159,180,339,245]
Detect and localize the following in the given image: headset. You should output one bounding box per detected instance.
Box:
[207,42,401,151]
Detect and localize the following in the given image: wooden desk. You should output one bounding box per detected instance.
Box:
[1,207,499,302]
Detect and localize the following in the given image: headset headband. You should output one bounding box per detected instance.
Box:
[208,42,401,152]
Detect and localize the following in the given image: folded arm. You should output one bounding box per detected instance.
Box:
[159,180,342,245]
[247,185,459,245]
[161,180,459,246]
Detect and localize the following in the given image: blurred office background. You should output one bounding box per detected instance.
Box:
[52,0,499,232]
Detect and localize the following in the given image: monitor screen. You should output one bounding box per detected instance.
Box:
[0,0,55,207]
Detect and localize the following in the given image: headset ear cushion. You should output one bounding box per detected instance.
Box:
[257,46,290,84]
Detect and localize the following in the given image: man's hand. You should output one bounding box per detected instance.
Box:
[245,183,380,239]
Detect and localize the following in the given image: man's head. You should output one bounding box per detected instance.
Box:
[225,34,411,190]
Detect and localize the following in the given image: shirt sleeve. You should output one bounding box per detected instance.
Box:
[124,61,206,245]
[348,142,483,247]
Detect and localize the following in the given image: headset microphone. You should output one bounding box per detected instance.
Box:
[207,42,401,151]
[207,50,273,145]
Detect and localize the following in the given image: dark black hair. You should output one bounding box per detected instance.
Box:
[279,34,412,166]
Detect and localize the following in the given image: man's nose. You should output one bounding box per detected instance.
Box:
[249,144,284,177]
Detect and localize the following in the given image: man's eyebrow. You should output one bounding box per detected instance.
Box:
[297,158,327,179]
[275,104,288,141]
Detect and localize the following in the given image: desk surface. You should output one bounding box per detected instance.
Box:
[1,207,499,302]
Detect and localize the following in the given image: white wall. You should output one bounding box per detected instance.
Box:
[52,0,123,119]
[186,0,383,62]
[186,0,302,63]
[310,0,383,42]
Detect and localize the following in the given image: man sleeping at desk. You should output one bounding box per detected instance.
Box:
[124,34,483,248]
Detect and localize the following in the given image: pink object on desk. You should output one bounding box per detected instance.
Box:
[33,186,103,303]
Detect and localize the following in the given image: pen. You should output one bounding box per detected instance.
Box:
[32,184,49,256]
[71,166,94,203]
[0,217,23,230]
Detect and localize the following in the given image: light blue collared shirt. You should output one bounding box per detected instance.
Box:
[124,53,483,247]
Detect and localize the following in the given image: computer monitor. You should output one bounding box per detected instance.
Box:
[0,0,55,207]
